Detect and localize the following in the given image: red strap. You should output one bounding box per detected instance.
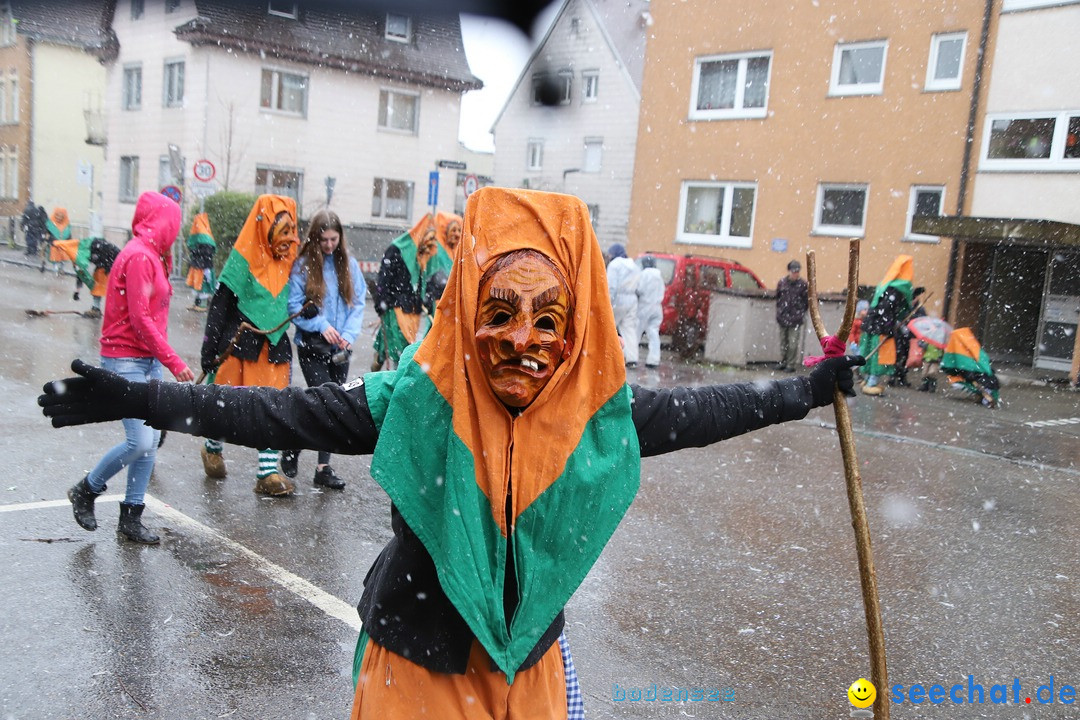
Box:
[803,335,846,367]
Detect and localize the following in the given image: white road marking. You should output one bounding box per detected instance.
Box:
[1026,417,1080,428]
[1,493,363,632]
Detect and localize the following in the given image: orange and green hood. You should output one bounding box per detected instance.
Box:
[425,211,461,282]
[942,327,1000,400]
[46,207,71,240]
[217,195,297,344]
[364,187,638,680]
[871,254,914,308]
[187,212,215,249]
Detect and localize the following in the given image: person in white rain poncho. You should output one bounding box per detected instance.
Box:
[606,243,640,367]
[636,254,665,368]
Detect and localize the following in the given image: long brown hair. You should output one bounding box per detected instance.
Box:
[299,209,354,306]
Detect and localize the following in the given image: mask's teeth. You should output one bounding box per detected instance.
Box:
[521,358,539,371]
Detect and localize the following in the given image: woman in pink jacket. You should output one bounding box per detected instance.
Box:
[66,191,194,544]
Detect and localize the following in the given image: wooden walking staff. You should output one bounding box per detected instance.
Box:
[806,241,889,719]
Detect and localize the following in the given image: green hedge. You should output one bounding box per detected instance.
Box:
[183,191,259,274]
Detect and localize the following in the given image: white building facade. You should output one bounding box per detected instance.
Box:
[101,0,480,253]
[492,0,649,250]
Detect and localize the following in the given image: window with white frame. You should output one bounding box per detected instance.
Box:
[586,203,600,229]
[557,70,572,104]
[260,68,307,116]
[385,13,411,42]
[981,111,1080,171]
[0,149,7,198]
[255,166,303,205]
[829,41,887,96]
[130,0,143,20]
[906,186,944,241]
[123,64,142,111]
[926,32,966,91]
[814,184,868,236]
[690,51,771,120]
[0,80,6,124]
[120,156,139,202]
[163,59,184,107]
[378,89,419,133]
[372,178,413,220]
[677,181,757,248]
[526,139,543,172]
[8,69,17,123]
[267,0,297,18]
[583,137,603,173]
[582,70,599,102]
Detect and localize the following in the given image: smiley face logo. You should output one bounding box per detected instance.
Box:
[848,678,876,708]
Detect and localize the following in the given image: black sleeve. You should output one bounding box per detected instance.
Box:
[146,379,379,454]
[376,245,422,315]
[201,285,238,372]
[631,377,817,457]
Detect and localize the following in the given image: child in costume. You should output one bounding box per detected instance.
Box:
[41,187,863,718]
[185,212,218,311]
[198,195,300,496]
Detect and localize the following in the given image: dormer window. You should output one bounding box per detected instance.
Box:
[267,0,297,19]
[386,13,411,43]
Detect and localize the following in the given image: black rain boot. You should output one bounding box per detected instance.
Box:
[67,476,104,531]
[117,503,160,545]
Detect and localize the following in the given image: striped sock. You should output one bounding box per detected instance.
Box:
[204,439,223,454]
[257,450,280,479]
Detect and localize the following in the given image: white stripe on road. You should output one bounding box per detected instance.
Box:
[1,493,363,633]
[1026,417,1080,428]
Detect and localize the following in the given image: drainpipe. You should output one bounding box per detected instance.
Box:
[945,0,994,321]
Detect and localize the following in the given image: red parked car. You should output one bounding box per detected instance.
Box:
[636,252,766,355]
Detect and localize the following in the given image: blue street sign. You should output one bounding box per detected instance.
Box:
[427,171,439,206]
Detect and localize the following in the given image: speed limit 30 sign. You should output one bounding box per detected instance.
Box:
[193,159,216,183]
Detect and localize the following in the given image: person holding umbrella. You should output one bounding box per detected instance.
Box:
[908,315,952,392]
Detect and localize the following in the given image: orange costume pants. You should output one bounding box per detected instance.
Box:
[350,638,567,720]
[214,343,289,388]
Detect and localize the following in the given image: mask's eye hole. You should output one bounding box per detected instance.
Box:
[491,311,511,325]
[536,316,556,331]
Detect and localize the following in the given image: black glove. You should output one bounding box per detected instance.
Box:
[38,359,151,428]
[299,302,319,320]
[72,291,80,301]
[808,355,866,406]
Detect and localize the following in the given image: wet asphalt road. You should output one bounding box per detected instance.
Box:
[2,253,1079,719]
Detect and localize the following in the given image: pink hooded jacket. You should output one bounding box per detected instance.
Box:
[99,192,188,376]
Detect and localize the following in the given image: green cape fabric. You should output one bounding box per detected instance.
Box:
[46,218,71,240]
[217,250,291,345]
[187,231,215,249]
[391,231,422,287]
[364,344,641,682]
[73,237,95,287]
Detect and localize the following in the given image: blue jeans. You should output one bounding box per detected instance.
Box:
[85,357,162,505]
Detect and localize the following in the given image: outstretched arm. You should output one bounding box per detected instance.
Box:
[632,355,863,457]
[39,360,379,454]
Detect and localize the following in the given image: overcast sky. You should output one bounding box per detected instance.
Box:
[458,4,561,153]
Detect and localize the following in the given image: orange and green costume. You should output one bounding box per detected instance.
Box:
[50,237,109,297]
[184,212,217,294]
[373,214,436,366]
[859,255,914,376]
[941,327,1000,404]
[46,207,71,241]
[353,188,636,716]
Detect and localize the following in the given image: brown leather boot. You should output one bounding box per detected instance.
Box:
[254,473,294,496]
[201,447,227,479]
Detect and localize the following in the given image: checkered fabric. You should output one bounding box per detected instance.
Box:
[559,632,585,719]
